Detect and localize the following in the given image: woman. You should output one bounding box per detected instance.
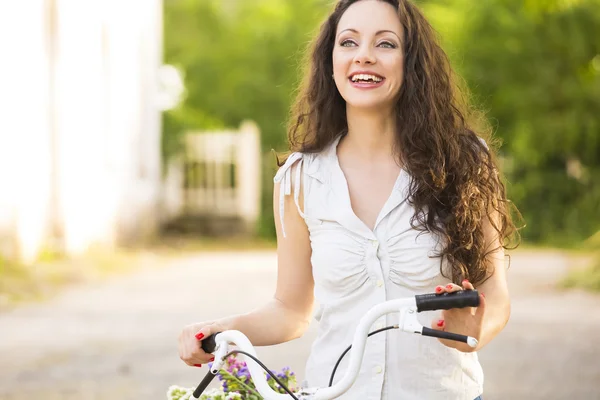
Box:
[178,0,520,399]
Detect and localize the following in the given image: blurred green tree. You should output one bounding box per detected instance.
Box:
[457,0,600,245]
[163,0,600,244]
[163,0,331,237]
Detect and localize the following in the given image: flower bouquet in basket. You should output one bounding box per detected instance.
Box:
[167,355,298,400]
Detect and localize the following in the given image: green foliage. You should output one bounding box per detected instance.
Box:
[163,0,331,153]
[163,0,600,244]
[163,0,332,236]
[457,0,600,245]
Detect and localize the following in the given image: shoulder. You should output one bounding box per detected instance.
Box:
[274,152,304,184]
[273,151,326,186]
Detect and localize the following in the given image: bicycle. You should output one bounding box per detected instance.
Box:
[188,289,481,399]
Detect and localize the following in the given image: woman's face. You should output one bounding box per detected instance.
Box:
[332,0,404,111]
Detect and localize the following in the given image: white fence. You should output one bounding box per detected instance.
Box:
[163,121,262,233]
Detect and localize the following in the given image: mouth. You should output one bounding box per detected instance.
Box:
[348,72,385,88]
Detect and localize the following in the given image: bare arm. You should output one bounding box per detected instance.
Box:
[217,161,315,346]
[432,209,511,352]
[472,211,511,350]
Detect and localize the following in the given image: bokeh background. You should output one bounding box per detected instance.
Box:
[0,0,599,399]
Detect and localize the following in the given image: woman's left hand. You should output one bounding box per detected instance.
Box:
[430,279,486,352]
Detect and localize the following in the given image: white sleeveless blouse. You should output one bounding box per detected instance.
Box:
[274,135,484,400]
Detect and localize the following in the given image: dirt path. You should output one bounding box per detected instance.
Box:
[0,250,598,400]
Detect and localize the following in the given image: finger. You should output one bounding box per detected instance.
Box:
[434,284,446,294]
[194,323,217,343]
[182,358,204,368]
[182,340,204,365]
[461,279,475,291]
[183,341,214,365]
[183,332,211,365]
[193,327,217,359]
[178,330,200,365]
[192,324,220,362]
[444,283,462,293]
[431,318,445,331]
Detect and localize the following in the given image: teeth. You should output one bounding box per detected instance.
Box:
[351,74,383,83]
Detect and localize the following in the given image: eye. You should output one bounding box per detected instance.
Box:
[340,39,357,47]
[378,41,396,49]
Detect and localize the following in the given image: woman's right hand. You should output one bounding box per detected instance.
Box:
[178,320,229,367]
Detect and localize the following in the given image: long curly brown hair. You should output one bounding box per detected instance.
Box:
[280,0,521,286]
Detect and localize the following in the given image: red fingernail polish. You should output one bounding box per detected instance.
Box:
[195,333,205,340]
[446,284,453,289]
[194,364,202,367]
[435,286,442,293]
[462,279,469,284]
[481,292,485,298]
[437,319,444,327]
[210,356,215,361]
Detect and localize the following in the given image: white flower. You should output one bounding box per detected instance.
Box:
[225,393,243,400]
[166,385,193,400]
[204,388,225,396]
[199,387,227,400]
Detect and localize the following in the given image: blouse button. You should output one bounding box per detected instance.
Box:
[376,280,383,287]
[371,239,378,247]
[374,366,383,374]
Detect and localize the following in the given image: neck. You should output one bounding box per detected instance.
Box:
[341,105,397,161]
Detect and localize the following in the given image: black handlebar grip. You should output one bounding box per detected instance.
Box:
[200,332,221,354]
[421,327,470,344]
[415,290,480,312]
[192,371,218,398]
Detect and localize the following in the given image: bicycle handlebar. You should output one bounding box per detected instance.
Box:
[415,289,480,312]
[200,334,218,354]
[193,290,481,400]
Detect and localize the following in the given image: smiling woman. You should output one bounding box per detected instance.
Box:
[179,1,520,399]
[333,5,404,109]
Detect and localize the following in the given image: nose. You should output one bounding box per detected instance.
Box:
[354,45,376,65]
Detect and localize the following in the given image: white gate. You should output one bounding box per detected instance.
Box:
[162,121,261,234]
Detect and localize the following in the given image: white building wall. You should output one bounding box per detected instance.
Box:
[0,0,164,263]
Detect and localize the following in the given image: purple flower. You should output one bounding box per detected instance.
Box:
[208,356,298,397]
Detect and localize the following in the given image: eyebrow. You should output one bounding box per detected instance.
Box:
[337,28,401,41]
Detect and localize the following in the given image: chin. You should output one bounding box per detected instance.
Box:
[345,97,391,111]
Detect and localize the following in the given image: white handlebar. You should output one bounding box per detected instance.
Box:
[312,298,416,399]
[204,293,479,400]
[208,330,292,399]
[208,297,417,400]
